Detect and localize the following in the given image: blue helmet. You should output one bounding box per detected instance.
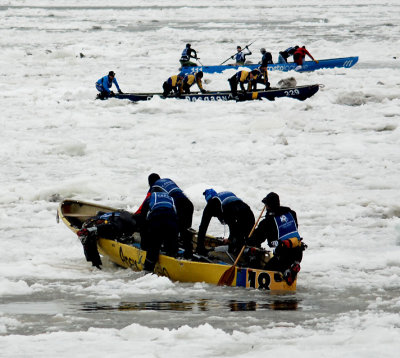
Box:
[203,189,217,202]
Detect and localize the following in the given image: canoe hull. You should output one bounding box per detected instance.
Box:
[115,84,320,103]
[180,56,359,74]
[57,199,296,291]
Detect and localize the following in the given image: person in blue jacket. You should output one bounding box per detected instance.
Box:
[248,192,306,285]
[139,192,179,272]
[196,189,255,256]
[95,71,123,100]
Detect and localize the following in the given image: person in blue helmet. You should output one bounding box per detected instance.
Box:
[247,192,307,285]
[196,189,255,256]
[95,71,123,100]
[139,191,179,272]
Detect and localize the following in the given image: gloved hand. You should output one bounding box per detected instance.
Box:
[118,89,123,94]
[265,81,271,90]
[315,60,319,64]
[200,89,207,94]
[245,45,248,49]
[110,91,115,97]
[231,56,234,59]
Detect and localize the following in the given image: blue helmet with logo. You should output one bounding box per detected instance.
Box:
[203,189,217,202]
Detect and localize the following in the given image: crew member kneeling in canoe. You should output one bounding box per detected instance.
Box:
[293,46,318,70]
[196,189,255,257]
[228,69,262,98]
[95,71,123,100]
[181,71,207,94]
[277,45,299,64]
[77,210,138,269]
[139,192,179,272]
[162,74,184,97]
[247,192,307,285]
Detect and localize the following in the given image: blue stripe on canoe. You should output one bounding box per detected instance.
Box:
[180,56,359,74]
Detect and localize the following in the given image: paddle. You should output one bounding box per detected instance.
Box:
[217,205,266,286]
[220,40,255,65]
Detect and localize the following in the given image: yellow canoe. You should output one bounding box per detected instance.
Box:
[57,199,296,291]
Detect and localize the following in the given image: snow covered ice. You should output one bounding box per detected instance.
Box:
[1,0,400,357]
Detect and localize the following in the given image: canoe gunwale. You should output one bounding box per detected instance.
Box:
[57,199,297,290]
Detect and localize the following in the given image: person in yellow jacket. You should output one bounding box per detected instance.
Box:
[228,69,261,97]
[181,71,207,94]
[162,74,184,97]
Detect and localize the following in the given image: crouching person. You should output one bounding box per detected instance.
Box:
[247,192,306,285]
[77,210,138,269]
[139,192,179,272]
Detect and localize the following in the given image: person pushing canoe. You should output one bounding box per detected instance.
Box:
[162,74,184,97]
[228,69,262,97]
[181,71,207,94]
[95,71,123,100]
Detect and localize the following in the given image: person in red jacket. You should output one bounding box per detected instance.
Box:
[293,46,318,67]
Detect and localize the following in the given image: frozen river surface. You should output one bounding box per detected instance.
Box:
[0,1,400,357]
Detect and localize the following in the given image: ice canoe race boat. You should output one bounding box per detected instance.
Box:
[115,84,320,103]
[57,199,297,291]
[180,56,359,74]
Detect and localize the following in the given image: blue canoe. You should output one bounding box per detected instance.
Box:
[180,56,359,74]
[114,84,320,103]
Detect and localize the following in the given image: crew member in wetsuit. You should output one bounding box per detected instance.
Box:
[247,192,306,285]
[95,71,123,100]
[277,46,299,64]
[181,71,206,94]
[77,210,137,269]
[259,48,273,65]
[139,192,179,272]
[257,65,271,90]
[232,45,252,65]
[162,74,184,97]
[228,69,261,97]
[179,43,199,67]
[293,46,318,68]
[147,173,194,259]
[196,189,255,256]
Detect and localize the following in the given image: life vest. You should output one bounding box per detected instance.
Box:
[184,74,196,86]
[273,212,301,248]
[214,191,241,208]
[152,178,183,196]
[236,71,250,82]
[180,48,190,61]
[83,211,121,228]
[235,51,245,63]
[148,192,176,217]
[167,75,182,87]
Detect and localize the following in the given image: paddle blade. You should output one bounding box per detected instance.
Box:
[217,265,236,286]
